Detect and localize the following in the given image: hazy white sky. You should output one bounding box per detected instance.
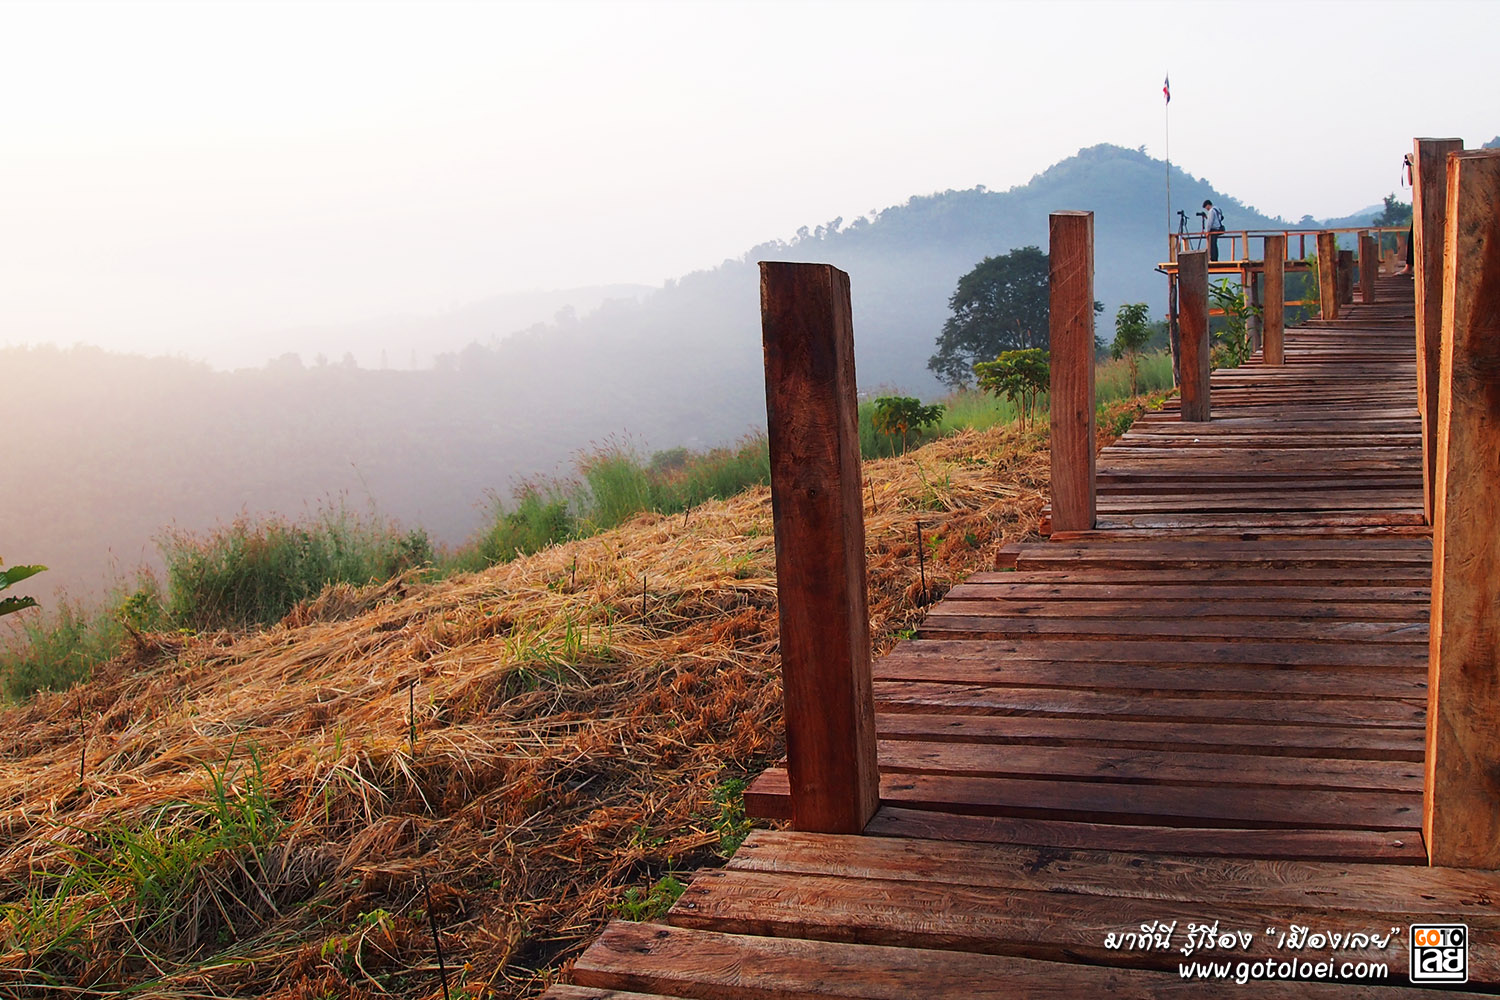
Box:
[3,0,1495,364]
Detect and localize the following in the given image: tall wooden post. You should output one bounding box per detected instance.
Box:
[1337,249,1354,305]
[1359,233,1378,304]
[1262,234,1286,366]
[1316,232,1339,320]
[1048,211,1096,533]
[1245,269,1262,355]
[1412,137,1465,524]
[1423,150,1500,868]
[1178,250,1211,421]
[759,262,878,834]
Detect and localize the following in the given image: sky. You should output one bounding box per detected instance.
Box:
[2,0,1496,367]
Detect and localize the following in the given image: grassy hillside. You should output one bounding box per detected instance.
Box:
[0,412,1133,997]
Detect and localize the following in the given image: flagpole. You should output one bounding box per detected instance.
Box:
[1164,72,1172,263]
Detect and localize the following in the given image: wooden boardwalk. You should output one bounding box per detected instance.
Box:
[547,275,1500,996]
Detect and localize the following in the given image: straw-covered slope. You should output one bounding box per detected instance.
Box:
[0,425,1054,999]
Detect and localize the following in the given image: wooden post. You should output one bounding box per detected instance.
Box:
[1048,211,1095,533]
[1359,233,1378,304]
[1177,250,1211,421]
[1167,273,1180,387]
[1262,234,1285,366]
[1412,137,1465,525]
[1316,232,1338,320]
[1423,150,1500,868]
[1337,249,1354,305]
[1245,267,1262,355]
[758,261,878,834]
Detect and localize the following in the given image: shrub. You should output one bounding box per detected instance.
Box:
[161,507,431,631]
[973,348,1050,430]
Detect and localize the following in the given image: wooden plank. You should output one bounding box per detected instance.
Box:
[1177,250,1210,421]
[870,683,1424,727]
[866,808,1426,863]
[1048,210,1096,532]
[669,869,1497,980]
[873,713,1424,759]
[875,652,1426,700]
[569,922,1463,1000]
[1338,250,1355,305]
[914,615,1427,644]
[1424,148,1500,868]
[878,636,1425,668]
[1360,233,1378,304]
[1412,137,1465,524]
[1317,231,1339,321]
[729,830,1498,913]
[1263,234,1286,366]
[759,261,877,834]
[870,741,1423,794]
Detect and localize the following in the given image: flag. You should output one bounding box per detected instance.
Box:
[1163,74,1171,104]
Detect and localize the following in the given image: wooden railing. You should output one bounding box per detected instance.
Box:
[755,143,1500,868]
[1168,225,1409,264]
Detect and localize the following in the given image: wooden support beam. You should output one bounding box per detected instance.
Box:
[1413,137,1465,525]
[1359,233,1378,304]
[1245,267,1262,354]
[1337,249,1354,305]
[758,261,878,835]
[1424,149,1500,868]
[1316,232,1339,320]
[1262,234,1285,366]
[1177,249,1210,422]
[1047,211,1095,533]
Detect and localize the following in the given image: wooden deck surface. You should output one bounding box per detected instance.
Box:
[547,275,1500,995]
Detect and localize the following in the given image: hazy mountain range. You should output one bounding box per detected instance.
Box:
[9,143,1400,607]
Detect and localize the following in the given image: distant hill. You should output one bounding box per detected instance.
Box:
[7,143,1353,604]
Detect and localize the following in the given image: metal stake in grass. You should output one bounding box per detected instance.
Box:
[408,680,417,758]
[570,556,577,590]
[422,877,452,1000]
[915,520,927,601]
[78,698,87,790]
[641,574,648,617]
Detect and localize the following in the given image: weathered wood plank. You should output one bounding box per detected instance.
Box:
[866,808,1426,863]
[1317,231,1339,320]
[759,261,877,834]
[1412,137,1465,523]
[1177,250,1210,421]
[1263,233,1286,365]
[570,922,1466,1000]
[1424,148,1500,868]
[1049,211,1095,532]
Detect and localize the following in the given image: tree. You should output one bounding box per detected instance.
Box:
[871,396,945,455]
[0,560,45,618]
[929,247,1103,388]
[1372,193,1412,227]
[973,349,1049,431]
[1110,303,1153,395]
[928,247,1050,387]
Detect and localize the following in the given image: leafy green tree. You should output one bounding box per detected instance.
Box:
[929,247,1103,388]
[1372,193,1412,227]
[871,396,945,455]
[0,560,45,618]
[973,349,1050,430]
[929,247,1051,387]
[1110,303,1154,395]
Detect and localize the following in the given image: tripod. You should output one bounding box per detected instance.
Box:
[1176,210,1200,253]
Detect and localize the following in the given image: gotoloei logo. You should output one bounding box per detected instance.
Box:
[1410,924,1467,983]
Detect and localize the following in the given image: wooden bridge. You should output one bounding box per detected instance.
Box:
[544,145,1500,996]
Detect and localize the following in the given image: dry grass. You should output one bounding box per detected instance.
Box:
[0,423,1054,999]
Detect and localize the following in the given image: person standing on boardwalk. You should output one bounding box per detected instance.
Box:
[1203,199,1225,262]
